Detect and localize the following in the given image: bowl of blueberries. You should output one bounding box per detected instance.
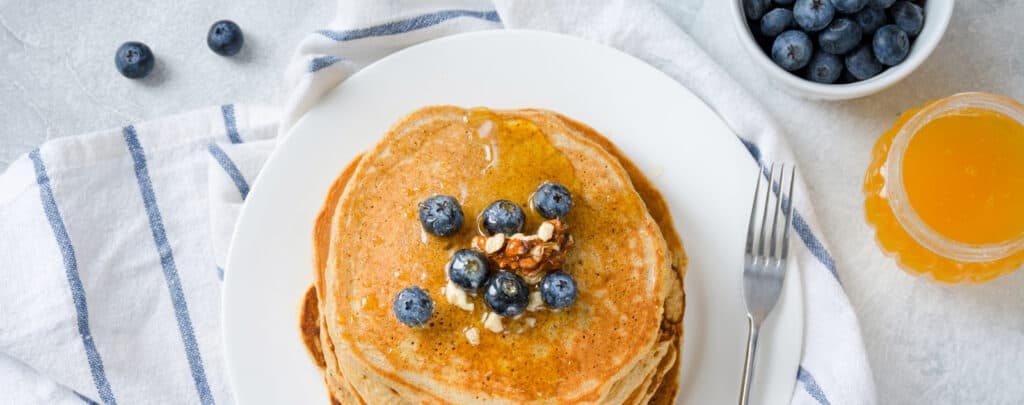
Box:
[730,0,953,100]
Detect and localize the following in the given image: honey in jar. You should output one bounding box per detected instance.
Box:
[864,92,1024,283]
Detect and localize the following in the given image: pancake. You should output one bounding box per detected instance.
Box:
[303,106,686,404]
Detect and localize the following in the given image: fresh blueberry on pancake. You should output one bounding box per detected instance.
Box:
[447,249,490,291]
[484,271,529,317]
[418,195,464,236]
[540,271,578,309]
[481,200,525,235]
[533,182,573,219]
[392,287,434,327]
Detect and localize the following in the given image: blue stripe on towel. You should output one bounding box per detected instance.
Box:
[207,144,250,200]
[122,126,215,405]
[29,149,118,405]
[221,104,242,144]
[308,55,343,73]
[739,139,840,281]
[317,9,500,42]
[74,391,100,405]
[798,366,833,405]
[216,266,225,281]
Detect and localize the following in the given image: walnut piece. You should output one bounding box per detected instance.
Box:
[472,219,574,280]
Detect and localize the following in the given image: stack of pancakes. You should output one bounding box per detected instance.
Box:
[302,107,686,404]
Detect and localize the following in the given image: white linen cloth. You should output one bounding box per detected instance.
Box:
[0,1,875,404]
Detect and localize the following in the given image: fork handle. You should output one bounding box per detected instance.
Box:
[738,315,761,405]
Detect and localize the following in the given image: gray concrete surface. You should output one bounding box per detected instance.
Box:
[0,0,334,167]
[3,0,1023,404]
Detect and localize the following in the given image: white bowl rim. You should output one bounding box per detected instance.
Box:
[728,0,955,100]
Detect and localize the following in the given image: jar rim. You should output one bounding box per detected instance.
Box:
[885,92,1024,262]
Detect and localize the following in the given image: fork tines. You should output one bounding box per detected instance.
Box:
[746,162,796,265]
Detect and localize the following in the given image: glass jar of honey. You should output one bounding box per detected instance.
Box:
[865,92,1024,283]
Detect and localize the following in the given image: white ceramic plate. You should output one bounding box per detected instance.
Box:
[223,30,803,404]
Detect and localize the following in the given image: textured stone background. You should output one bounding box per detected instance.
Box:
[2,1,1023,404]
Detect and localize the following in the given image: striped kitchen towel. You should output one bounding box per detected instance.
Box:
[0,1,875,404]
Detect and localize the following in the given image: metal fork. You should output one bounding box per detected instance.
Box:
[738,162,796,405]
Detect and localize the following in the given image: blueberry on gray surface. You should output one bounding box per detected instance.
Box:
[484,271,530,317]
[831,0,868,14]
[481,200,526,235]
[774,0,796,5]
[868,0,896,8]
[819,18,863,55]
[845,44,884,80]
[873,24,910,66]
[533,182,573,219]
[743,0,769,20]
[393,287,434,327]
[793,0,835,32]
[446,249,490,291]
[760,8,795,38]
[855,6,888,35]
[806,52,843,83]
[771,31,813,71]
[891,1,924,36]
[114,42,155,79]
[540,271,578,309]
[418,195,464,236]
[207,20,245,56]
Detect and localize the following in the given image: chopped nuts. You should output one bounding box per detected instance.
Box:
[445,280,475,312]
[527,291,545,312]
[525,317,537,328]
[523,272,544,285]
[484,233,506,254]
[530,245,544,260]
[483,312,504,333]
[472,219,574,280]
[537,221,554,241]
[465,327,481,346]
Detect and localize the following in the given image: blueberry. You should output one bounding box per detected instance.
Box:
[393,287,433,327]
[890,1,924,36]
[484,271,529,317]
[446,249,489,291]
[114,42,155,79]
[868,0,896,8]
[855,7,888,35]
[873,24,910,66]
[533,182,573,219]
[760,9,795,38]
[819,18,862,55]
[771,31,813,71]
[845,44,884,80]
[774,0,796,5]
[806,52,844,83]
[832,0,868,13]
[418,195,464,236]
[793,0,835,32]
[743,0,769,20]
[540,271,578,309]
[481,200,525,235]
[207,20,245,56]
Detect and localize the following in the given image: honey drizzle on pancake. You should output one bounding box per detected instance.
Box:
[464,107,581,234]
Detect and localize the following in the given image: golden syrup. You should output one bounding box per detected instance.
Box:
[864,93,1024,283]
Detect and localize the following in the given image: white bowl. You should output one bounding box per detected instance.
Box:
[729,0,954,100]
